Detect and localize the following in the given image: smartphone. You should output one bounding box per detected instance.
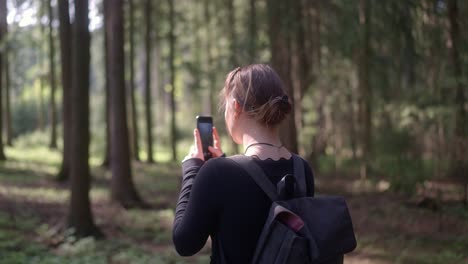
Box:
[196,116,214,160]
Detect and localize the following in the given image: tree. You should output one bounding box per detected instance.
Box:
[248,0,257,62]
[0,0,7,160]
[144,0,154,163]
[48,0,58,149]
[203,0,215,115]
[168,0,177,161]
[3,16,11,146]
[38,5,47,133]
[266,0,298,153]
[357,0,372,179]
[57,0,72,181]
[107,0,146,208]
[225,0,239,154]
[102,0,111,167]
[128,0,140,161]
[447,0,467,203]
[68,0,101,237]
[38,75,45,131]
[291,0,311,148]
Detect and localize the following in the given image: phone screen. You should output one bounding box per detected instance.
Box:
[196,116,213,160]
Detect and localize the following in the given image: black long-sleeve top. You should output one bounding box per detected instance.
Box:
[173,155,315,263]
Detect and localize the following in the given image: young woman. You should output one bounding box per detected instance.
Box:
[173,64,315,263]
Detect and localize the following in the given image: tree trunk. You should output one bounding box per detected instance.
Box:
[107,0,146,209]
[4,23,11,146]
[292,0,311,154]
[38,76,45,131]
[226,0,239,154]
[144,0,154,163]
[358,0,372,179]
[48,0,58,149]
[248,0,256,62]
[0,0,7,160]
[39,8,46,132]
[68,0,101,238]
[203,0,215,114]
[128,0,140,161]
[226,0,236,68]
[56,0,72,182]
[448,0,467,183]
[399,2,415,91]
[191,1,202,113]
[102,0,111,168]
[168,0,177,161]
[347,86,357,160]
[310,0,321,74]
[307,89,328,172]
[266,0,298,153]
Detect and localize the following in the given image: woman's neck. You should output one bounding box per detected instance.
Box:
[240,121,290,160]
[241,124,281,148]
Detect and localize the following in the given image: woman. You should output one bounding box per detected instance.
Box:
[173,64,315,263]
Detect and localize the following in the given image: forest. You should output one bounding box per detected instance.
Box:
[0,0,467,263]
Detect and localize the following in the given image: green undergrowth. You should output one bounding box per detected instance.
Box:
[1,132,467,264]
[0,210,209,264]
[0,132,211,264]
[356,233,468,264]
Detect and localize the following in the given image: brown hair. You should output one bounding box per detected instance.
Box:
[221,64,292,127]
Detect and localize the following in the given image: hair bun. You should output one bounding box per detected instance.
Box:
[259,95,292,126]
[272,95,291,111]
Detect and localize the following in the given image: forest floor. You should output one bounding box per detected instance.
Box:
[0,145,467,264]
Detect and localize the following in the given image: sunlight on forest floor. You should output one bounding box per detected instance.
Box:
[0,143,467,264]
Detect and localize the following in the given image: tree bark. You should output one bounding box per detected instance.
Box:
[168,0,177,161]
[292,0,311,154]
[102,0,111,168]
[226,0,239,154]
[57,0,72,181]
[358,0,372,179]
[144,0,154,163]
[0,0,7,160]
[448,0,467,182]
[248,0,256,62]
[38,76,45,131]
[307,89,328,171]
[68,0,101,238]
[38,8,46,132]
[266,0,298,153]
[399,1,415,91]
[128,0,140,161]
[107,0,146,209]
[48,0,58,149]
[4,23,11,146]
[203,0,215,115]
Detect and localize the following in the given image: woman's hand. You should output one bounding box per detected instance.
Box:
[183,129,205,162]
[208,127,224,158]
[182,127,224,162]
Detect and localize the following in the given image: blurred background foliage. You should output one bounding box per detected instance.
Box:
[0,0,467,263]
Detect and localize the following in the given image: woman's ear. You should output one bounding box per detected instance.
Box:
[233,99,242,118]
[233,99,242,112]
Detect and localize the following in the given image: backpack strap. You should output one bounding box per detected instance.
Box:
[229,154,308,199]
[228,155,279,201]
[291,154,307,197]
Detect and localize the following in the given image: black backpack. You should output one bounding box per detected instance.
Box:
[227,154,357,264]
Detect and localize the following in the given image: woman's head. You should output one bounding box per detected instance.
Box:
[222,64,292,128]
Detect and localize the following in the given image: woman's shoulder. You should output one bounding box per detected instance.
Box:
[198,156,246,178]
[203,156,242,168]
[292,154,314,173]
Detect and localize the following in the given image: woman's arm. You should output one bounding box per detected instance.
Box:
[173,158,223,256]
